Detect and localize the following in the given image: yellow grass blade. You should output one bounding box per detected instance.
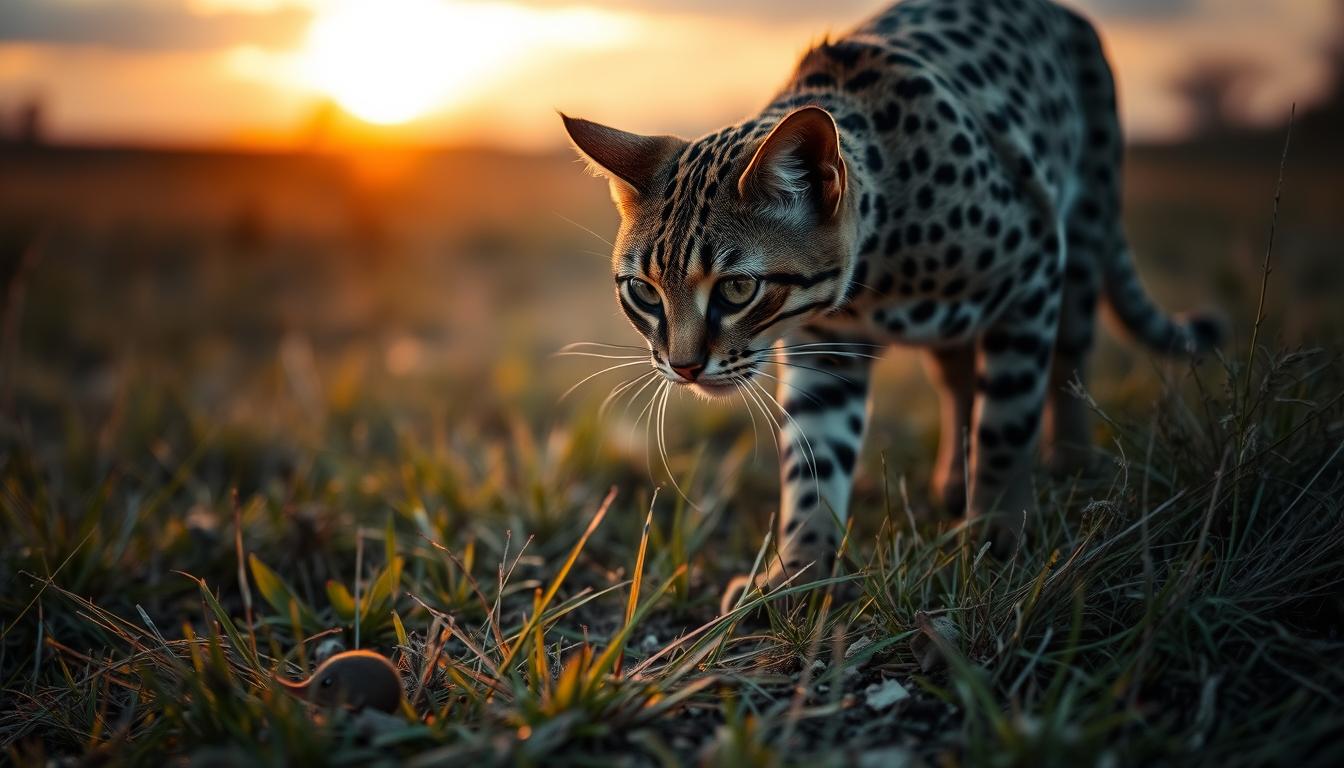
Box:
[497,486,617,676]
[616,492,657,677]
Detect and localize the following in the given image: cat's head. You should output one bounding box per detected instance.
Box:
[562,107,859,397]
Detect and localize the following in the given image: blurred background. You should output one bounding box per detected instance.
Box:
[1,0,1342,517]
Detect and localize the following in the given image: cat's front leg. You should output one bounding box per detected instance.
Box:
[724,329,874,609]
[967,289,1062,540]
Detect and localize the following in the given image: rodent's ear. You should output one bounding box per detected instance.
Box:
[560,113,686,210]
[738,106,847,225]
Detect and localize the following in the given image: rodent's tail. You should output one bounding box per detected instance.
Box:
[1100,246,1225,356]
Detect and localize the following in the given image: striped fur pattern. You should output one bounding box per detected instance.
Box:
[563,0,1222,597]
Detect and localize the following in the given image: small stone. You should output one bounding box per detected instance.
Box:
[844,634,874,659]
[910,611,961,672]
[863,678,910,711]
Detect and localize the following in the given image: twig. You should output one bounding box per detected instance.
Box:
[1239,104,1294,444]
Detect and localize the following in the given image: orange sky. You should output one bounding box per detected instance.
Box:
[0,0,1336,149]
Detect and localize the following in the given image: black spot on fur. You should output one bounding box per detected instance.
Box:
[956,62,985,87]
[895,76,935,99]
[814,458,834,479]
[977,370,1038,399]
[978,425,1000,449]
[845,69,882,91]
[866,144,884,171]
[839,113,870,133]
[873,102,903,132]
[947,206,963,230]
[832,442,857,473]
[821,41,867,67]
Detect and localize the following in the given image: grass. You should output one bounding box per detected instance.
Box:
[2,133,1343,765]
[3,315,1343,766]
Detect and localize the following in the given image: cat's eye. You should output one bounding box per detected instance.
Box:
[626,278,662,311]
[714,276,759,309]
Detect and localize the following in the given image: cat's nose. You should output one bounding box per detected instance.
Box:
[670,360,706,382]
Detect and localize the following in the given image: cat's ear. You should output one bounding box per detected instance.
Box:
[738,106,847,224]
[561,113,686,208]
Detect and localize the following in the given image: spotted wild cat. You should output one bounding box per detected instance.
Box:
[561,0,1222,599]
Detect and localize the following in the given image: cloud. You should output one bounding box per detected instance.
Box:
[0,0,311,51]
[521,0,1197,24]
[0,0,1210,55]
[521,0,868,20]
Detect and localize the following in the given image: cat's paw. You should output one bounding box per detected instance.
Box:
[719,573,759,616]
[718,551,838,615]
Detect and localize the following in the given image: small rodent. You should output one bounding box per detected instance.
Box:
[275,650,403,713]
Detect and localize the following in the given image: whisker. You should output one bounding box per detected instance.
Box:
[622,371,664,424]
[592,371,646,460]
[759,350,885,361]
[656,385,680,499]
[552,211,614,248]
[752,369,825,409]
[560,360,648,401]
[600,370,658,419]
[637,380,665,479]
[749,377,822,500]
[737,375,783,467]
[553,351,647,360]
[757,359,859,387]
[766,341,885,351]
[559,341,649,353]
[650,385,707,513]
[733,379,762,463]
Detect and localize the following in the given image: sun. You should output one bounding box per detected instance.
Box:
[302,0,465,125]
[296,0,639,128]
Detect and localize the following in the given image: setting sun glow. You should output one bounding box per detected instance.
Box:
[303,0,462,124]
[299,0,639,127]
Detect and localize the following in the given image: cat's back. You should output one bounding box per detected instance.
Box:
[789,0,1106,210]
[852,0,1085,64]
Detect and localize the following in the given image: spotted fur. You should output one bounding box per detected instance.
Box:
[562,0,1222,597]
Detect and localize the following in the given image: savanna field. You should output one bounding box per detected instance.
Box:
[2,123,1343,765]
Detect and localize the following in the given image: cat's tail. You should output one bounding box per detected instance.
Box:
[1099,246,1225,357]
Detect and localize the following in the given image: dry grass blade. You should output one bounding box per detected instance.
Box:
[616,491,658,677]
[496,486,618,675]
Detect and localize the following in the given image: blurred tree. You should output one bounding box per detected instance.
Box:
[15,96,46,147]
[1309,0,1344,121]
[1170,57,1265,136]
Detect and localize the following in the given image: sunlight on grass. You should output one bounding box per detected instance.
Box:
[3,333,1342,763]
